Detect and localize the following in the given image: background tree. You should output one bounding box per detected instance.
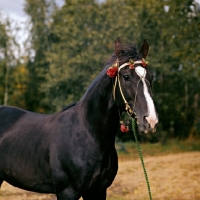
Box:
[1,0,199,140]
[24,0,56,112]
[42,0,108,111]
[0,17,7,105]
[150,0,200,138]
[0,16,24,107]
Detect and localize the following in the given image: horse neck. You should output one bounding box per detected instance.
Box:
[79,70,120,145]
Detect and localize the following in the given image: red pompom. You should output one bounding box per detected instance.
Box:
[106,67,118,78]
[120,124,129,132]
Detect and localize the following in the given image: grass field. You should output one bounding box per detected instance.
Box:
[109,139,200,200]
[116,138,200,160]
[1,139,200,200]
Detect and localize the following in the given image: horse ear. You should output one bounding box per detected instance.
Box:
[114,37,124,58]
[139,38,149,59]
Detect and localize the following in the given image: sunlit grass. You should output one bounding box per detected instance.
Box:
[110,139,200,200]
[116,138,200,161]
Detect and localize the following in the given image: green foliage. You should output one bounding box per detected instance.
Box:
[150,0,200,138]
[41,0,105,111]
[116,139,200,160]
[0,0,200,139]
[23,0,56,112]
[0,19,6,104]
[0,17,23,106]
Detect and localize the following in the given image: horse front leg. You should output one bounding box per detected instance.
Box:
[82,189,106,200]
[56,187,80,200]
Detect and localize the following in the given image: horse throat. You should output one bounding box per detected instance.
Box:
[80,72,119,140]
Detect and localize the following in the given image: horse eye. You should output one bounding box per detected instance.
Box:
[123,75,130,81]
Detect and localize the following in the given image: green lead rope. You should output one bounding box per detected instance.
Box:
[131,118,153,200]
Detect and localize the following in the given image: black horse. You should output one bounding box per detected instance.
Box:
[0,38,158,200]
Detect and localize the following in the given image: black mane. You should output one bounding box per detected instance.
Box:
[61,102,77,112]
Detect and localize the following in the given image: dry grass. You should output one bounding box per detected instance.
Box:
[107,152,200,200]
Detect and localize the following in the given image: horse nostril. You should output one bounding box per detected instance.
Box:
[143,116,150,126]
[145,116,158,129]
[143,115,148,121]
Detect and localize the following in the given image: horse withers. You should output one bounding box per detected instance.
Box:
[0,38,158,200]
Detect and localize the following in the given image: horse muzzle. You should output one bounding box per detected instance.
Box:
[135,115,158,134]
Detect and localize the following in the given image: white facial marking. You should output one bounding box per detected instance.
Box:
[135,66,158,129]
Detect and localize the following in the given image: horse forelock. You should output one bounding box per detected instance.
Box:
[107,43,142,67]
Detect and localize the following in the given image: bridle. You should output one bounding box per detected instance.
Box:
[111,59,148,116]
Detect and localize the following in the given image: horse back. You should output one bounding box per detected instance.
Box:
[0,106,27,135]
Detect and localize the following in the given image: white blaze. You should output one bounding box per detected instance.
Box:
[135,66,158,129]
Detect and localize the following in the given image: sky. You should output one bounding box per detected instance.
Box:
[0,0,26,21]
[0,0,64,20]
[0,0,65,56]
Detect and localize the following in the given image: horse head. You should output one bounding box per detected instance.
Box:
[107,38,158,134]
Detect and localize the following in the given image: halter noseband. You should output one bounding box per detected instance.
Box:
[109,59,148,115]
